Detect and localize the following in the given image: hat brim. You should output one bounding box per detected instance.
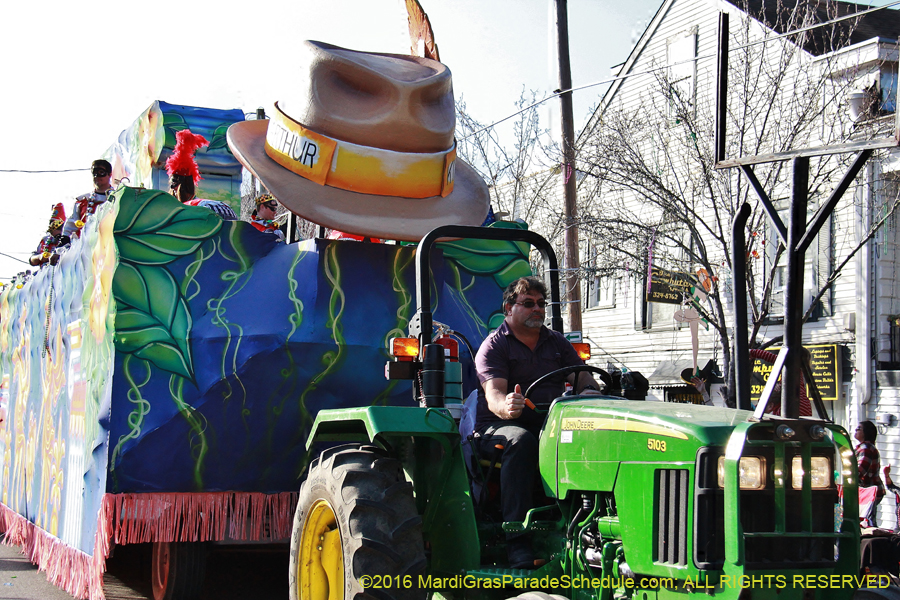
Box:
[227,120,490,242]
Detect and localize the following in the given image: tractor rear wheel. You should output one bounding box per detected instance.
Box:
[289,444,426,600]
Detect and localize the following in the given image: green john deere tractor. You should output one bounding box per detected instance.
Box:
[288,225,863,600]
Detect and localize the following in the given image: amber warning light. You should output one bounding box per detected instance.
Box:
[391,337,419,361]
[572,342,590,361]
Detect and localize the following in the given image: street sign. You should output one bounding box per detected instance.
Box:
[565,331,582,343]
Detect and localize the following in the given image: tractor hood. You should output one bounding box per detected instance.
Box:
[539,398,752,500]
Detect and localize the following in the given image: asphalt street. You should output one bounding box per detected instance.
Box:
[0,541,289,600]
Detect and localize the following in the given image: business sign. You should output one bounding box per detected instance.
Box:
[750,344,840,402]
[647,268,695,305]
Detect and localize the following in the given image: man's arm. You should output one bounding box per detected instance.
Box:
[691,377,713,405]
[484,378,526,420]
[569,371,602,394]
[29,239,48,267]
[61,210,80,238]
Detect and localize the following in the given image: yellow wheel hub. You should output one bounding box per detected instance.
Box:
[298,499,344,600]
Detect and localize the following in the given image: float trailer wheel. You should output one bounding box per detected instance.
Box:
[151,541,208,600]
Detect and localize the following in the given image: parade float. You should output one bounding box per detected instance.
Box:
[0,38,531,597]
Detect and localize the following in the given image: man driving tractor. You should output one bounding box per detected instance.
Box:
[472,275,603,569]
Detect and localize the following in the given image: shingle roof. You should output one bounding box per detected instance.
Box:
[725,0,900,55]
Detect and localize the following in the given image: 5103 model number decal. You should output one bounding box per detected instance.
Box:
[647,438,667,452]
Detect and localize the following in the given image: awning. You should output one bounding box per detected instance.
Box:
[648,360,695,387]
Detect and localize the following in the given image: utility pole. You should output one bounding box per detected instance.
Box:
[555,0,582,333]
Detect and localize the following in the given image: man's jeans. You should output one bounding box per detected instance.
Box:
[476,423,539,566]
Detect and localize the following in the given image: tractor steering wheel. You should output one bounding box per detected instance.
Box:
[523,365,613,402]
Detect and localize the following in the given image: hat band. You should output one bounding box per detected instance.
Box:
[264,103,455,199]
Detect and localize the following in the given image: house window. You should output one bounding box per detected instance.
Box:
[582,242,615,310]
[765,202,832,322]
[667,28,698,112]
[646,300,683,330]
[880,172,900,255]
[586,274,615,309]
[880,67,897,113]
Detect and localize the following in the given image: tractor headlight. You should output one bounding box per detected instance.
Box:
[791,456,831,489]
[717,456,767,489]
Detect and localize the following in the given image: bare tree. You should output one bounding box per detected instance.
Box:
[456,91,564,234]
[457,90,601,293]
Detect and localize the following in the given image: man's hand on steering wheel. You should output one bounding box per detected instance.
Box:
[573,372,604,396]
[505,384,527,420]
[579,386,604,396]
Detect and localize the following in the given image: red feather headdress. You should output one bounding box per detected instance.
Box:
[165,129,209,183]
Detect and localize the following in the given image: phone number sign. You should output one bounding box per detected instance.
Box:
[647,268,694,305]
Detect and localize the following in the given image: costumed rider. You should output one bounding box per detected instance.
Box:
[166,129,237,220]
[474,276,603,569]
[29,203,69,267]
[62,159,113,239]
[250,193,285,241]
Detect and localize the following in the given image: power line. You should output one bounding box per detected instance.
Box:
[0,250,29,264]
[460,0,900,141]
[0,168,89,173]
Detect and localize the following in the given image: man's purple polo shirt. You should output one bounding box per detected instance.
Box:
[474,320,582,436]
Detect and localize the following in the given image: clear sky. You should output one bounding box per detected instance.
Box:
[0,0,660,280]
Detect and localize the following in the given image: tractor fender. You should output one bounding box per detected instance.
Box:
[306,405,460,450]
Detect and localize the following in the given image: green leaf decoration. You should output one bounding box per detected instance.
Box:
[162,113,188,126]
[115,188,222,266]
[207,124,230,151]
[493,259,533,289]
[437,222,532,288]
[113,262,194,381]
[487,312,506,331]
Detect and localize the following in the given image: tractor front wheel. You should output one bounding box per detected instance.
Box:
[289,445,426,600]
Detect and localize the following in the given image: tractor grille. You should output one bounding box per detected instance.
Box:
[656,469,689,566]
[694,448,725,569]
[737,446,840,568]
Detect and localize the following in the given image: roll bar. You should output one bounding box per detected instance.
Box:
[408,225,563,350]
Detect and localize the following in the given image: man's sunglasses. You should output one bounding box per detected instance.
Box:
[92,169,109,177]
[262,201,278,210]
[515,299,547,309]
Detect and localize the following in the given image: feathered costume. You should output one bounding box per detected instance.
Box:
[166,129,237,220]
[166,130,208,185]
